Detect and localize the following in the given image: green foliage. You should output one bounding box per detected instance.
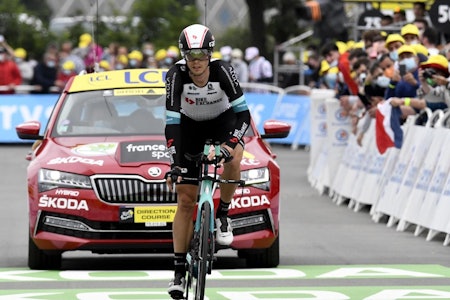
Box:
[132,0,200,49]
[0,0,54,59]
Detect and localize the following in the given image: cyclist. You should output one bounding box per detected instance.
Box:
[164,23,251,299]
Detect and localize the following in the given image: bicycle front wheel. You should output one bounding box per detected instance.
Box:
[195,201,211,300]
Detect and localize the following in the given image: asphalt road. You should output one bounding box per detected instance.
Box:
[1,144,450,299]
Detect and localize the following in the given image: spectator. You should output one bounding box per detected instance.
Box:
[220,46,232,63]
[413,18,429,40]
[155,49,170,68]
[59,41,85,74]
[102,42,119,69]
[304,52,321,88]
[352,57,371,94]
[114,54,128,70]
[55,60,77,91]
[141,42,155,67]
[381,14,394,27]
[413,1,431,25]
[378,53,396,79]
[78,33,103,72]
[13,48,33,85]
[230,48,249,83]
[421,27,440,56]
[0,46,22,94]
[128,50,144,68]
[245,46,273,83]
[393,7,407,25]
[166,45,180,66]
[98,60,111,72]
[385,45,421,119]
[385,33,405,62]
[30,52,62,94]
[278,51,300,88]
[415,54,450,111]
[401,24,420,45]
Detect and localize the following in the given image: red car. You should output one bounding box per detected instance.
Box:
[16,69,290,270]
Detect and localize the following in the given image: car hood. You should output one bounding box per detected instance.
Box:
[41,136,170,175]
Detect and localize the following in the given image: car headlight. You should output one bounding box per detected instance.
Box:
[38,169,92,192]
[240,167,270,190]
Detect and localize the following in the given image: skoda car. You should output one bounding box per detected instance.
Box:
[16,69,290,270]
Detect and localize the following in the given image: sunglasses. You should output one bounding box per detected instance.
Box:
[184,49,211,61]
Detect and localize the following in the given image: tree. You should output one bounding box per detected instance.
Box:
[132,0,200,49]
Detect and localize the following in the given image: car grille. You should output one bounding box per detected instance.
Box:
[92,175,177,204]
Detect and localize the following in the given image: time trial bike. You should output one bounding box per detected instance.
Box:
[183,140,245,300]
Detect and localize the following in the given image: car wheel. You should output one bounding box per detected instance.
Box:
[240,235,280,268]
[28,236,62,270]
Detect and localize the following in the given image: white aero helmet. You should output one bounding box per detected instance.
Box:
[178,24,215,56]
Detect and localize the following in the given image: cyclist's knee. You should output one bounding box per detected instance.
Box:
[176,185,198,211]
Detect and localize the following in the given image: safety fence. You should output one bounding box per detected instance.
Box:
[308,89,450,247]
[0,83,312,144]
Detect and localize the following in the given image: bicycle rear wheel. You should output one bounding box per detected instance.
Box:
[195,201,211,300]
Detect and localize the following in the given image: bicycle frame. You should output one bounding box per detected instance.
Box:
[185,140,244,300]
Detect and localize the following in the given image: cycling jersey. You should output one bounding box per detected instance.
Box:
[165,59,251,168]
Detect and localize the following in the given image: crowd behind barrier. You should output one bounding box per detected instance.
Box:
[308,90,450,247]
[0,83,312,144]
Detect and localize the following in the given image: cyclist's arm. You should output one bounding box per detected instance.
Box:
[165,67,182,167]
[218,61,251,149]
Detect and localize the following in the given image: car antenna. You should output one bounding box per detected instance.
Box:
[204,0,207,26]
[89,0,100,73]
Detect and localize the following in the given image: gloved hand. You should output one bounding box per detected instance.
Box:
[165,166,182,191]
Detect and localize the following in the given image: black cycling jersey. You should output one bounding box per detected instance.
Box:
[165,59,251,169]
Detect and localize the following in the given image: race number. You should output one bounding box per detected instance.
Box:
[357,9,384,28]
[429,0,450,34]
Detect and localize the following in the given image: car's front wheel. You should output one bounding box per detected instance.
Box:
[239,235,280,268]
[28,236,62,270]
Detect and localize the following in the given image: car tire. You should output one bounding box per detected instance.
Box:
[240,234,280,268]
[28,236,62,270]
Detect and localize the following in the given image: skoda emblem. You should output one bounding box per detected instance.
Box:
[148,167,162,177]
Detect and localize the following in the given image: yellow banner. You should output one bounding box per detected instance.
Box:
[134,206,177,223]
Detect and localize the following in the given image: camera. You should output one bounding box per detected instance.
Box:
[423,68,437,79]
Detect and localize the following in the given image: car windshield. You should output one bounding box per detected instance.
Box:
[52,90,166,137]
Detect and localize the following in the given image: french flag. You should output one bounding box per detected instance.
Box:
[375,98,403,154]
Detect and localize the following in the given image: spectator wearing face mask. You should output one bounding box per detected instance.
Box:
[230,48,249,83]
[401,24,420,45]
[0,46,22,94]
[30,52,62,94]
[55,60,77,91]
[220,46,232,63]
[13,48,34,85]
[385,33,405,63]
[385,45,421,119]
[128,50,144,69]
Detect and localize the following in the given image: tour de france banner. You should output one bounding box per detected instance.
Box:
[0,92,311,144]
[0,94,59,143]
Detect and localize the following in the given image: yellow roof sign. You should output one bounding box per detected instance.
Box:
[68,69,168,93]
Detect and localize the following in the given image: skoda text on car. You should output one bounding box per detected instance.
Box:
[16,69,291,270]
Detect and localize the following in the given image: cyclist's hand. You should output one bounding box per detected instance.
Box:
[165,166,182,192]
[208,144,233,165]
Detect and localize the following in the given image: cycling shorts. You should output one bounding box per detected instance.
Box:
[178,108,244,185]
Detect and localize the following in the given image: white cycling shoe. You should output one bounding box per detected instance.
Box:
[215,216,233,246]
[168,274,186,299]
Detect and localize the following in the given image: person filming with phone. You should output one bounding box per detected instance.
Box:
[393,54,450,112]
[385,45,422,120]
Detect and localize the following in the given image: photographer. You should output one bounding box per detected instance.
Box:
[416,54,450,111]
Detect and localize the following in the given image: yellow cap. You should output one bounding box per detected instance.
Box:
[155,49,167,61]
[99,60,110,70]
[79,33,92,43]
[117,54,128,65]
[420,54,449,72]
[401,24,419,37]
[211,51,222,59]
[62,60,75,70]
[385,34,405,47]
[397,45,417,56]
[167,45,180,58]
[352,41,365,49]
[78,41,89,48]
[335,41,348,54]
[128,50,143,61]
[346,40,355,49]
[319,60,330,76]
[14,48,27,59]
[410,44,428,57]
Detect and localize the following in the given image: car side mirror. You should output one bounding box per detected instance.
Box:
[260,120,291,139]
